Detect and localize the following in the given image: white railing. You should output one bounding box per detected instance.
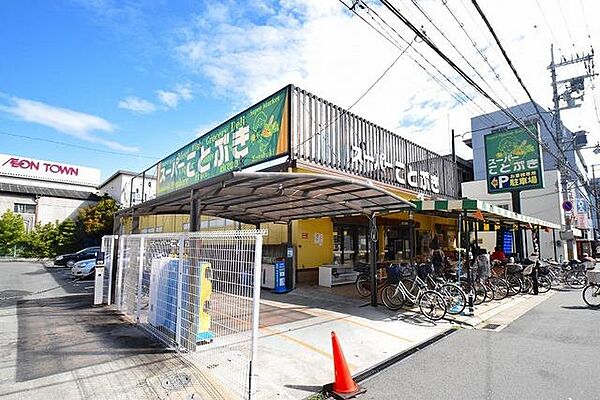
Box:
[109,230,266,400]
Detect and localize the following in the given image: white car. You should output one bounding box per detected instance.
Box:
[71,258,97,278]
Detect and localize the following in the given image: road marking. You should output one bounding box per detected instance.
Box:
[260,326,358,370]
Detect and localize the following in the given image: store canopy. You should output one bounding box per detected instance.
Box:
[118,171,415,225]
[414,199,561,230]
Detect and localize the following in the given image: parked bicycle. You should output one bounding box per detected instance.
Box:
[543,258,588,289]
[420,263,466,315]
[582,269,600,308]
[355,262,390,298]
[382,264,447,321]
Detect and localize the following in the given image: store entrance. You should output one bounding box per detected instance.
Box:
[332,216,413,266]
[333,223,369,266]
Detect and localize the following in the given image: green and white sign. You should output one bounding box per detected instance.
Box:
[156,88,289,196]
[484,123,544,193]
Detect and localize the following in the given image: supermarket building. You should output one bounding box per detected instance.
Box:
[115,85,461,287]
[0,153,101,230]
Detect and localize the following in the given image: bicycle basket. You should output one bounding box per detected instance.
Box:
[538,265,550,275]
[587,270,600,283]
[354,262,370,273]
[387,264,401,283]
[397,264,415,279]
[506,263,522,274]
[417,263,433,280]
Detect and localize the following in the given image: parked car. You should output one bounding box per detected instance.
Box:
[71,258,97,278]
[54,246,100,268]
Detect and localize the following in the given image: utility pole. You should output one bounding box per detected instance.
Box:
[548,44,597,259]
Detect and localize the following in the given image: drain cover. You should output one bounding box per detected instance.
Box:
[481,323,501,330]
[161,372,192,391]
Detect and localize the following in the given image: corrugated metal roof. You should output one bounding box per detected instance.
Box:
[0,182,100,201]
[117,171,415,224]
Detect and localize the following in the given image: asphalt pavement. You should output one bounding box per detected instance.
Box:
[0,261,227,400]
[360,288,600,400]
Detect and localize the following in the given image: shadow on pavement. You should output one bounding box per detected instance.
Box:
[16,293,168,382]
[561,305,600,311]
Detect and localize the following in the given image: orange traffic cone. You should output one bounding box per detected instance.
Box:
[330,331,365,399]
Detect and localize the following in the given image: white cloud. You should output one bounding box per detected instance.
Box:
[156,84,193,108]
[118,96,156,114]
[0,96,139,152]
[174,0,600,160]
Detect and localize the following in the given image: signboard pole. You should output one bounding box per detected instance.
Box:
[512,191,524,259]
[552,228,558,261]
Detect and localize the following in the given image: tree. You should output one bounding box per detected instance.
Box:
[22,222,58,258]
[78,196,119,241]
[54,219,78,255]
[0,210,26,256]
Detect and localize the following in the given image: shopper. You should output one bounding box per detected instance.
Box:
[476,248,491,281]
[490,246,507,263]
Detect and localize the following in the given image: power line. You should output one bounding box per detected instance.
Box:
[469,0,567,159]
[342,0,501,127]
[578,0,594,50]
[379,0,586,194]
[0,130,159,160]
[292,35,415,158]
[555,0,576,50]
[534,0,564,56]
[470,0,600,212]
[408,0,511,111]
[440,0,529,117]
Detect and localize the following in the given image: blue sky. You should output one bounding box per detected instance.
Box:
[2,0,599,181]
[0,1,243,179]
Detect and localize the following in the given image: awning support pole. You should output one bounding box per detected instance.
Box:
[457,211,463,282]
[190,189,199,232]
[552,228,558,261]
[369,214,378,307]
[408,211,415,266]
[512,191,524,259]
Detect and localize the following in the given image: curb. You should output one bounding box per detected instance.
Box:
[319,327,458,399]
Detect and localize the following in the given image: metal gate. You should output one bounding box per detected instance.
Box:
[100,235,117,305]
[110,230,266,399]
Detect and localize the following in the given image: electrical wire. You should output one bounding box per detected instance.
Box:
[440,0,530,118]
[408,0,510,110]
[534,0,565,57]
[379,0,589,198]
[291,34,416,159]
[0,130,159,160]
[555,0,576,50]
[578,0,594,50]
[346,0,501,127]
[470,0,567,159]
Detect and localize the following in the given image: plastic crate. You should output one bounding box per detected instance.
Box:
[587,270,600,283]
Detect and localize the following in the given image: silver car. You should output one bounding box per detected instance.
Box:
[71,258,97,278]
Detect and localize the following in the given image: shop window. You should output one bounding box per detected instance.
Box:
[14,203,35,214]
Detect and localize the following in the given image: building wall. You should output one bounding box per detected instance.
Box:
[0,193,36,231]
[36,197,95,225]
[292,218,334,269]
[98,174,157,208]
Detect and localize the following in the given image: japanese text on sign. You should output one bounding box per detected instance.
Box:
[350,145,440,193]
[156,89,289,196]
[484,124,544,193]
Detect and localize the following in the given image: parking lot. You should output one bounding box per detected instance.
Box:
[0,261,227,400]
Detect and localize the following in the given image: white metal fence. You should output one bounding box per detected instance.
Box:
[100,235,117,304]
[111,230,266,400]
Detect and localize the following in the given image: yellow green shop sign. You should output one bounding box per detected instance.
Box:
[156,88,289,196]
[484,124,544,193]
